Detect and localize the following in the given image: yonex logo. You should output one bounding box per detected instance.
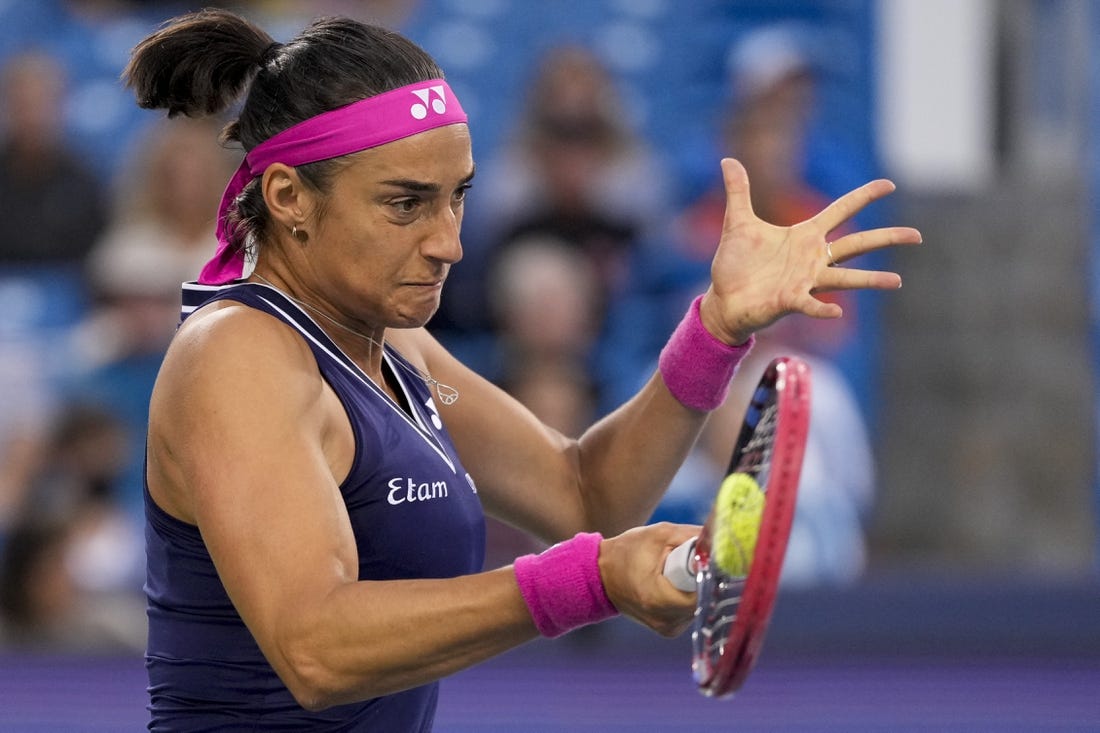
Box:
[409,85,448,120]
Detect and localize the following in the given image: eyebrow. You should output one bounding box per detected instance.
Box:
[378,165,476,193]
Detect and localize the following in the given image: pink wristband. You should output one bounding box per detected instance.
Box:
[513,532,618,638]
[658,295,754,411]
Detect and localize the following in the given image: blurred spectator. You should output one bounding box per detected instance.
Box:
[22,401,143,591]
[0,415,45,535]
[487,234,602,374]
[67,116,238,518]
[499,358,596,441]
[0,513,145,652]
[670,23,856,357]
[600,25,857,413]
[437,43,672,350]
[239,0,422,30]
[0,403,144,652]
[0,515,81,648]
[82,116,235,364]
[20,404,127,518]
[0,49,106,534]
[0,49,106,266]
[480,44,670,239]
[480,236,602,570]
[648,25,876,586]
[1,1,164,174]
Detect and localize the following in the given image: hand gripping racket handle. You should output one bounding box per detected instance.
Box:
[663,537,698,592]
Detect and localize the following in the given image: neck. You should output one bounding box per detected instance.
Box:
[248,271,459,406]
[251,272,385,359]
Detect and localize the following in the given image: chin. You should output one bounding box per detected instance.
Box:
[395,300,440,329]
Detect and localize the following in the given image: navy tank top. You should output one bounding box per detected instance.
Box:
[145,282,486,731]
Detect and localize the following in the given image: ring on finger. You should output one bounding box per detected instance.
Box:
[825,240,837,266]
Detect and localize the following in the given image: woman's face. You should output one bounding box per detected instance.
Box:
[296,123,475,330]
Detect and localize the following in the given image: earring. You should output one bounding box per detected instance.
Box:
[292,225,308,243]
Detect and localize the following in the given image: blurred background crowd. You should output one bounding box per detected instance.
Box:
[0,0,1096,659]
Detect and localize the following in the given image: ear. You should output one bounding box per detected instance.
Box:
[261,163,313,232]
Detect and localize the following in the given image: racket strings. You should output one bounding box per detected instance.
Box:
[702,583,745,632]
[701,604,741,649]
[698,400,779,689]
[689,359,811,698]
[696,574,746,674]
[734,402,778,479]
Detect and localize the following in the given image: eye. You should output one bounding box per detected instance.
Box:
[391,197,420,216]
[452,183,472,205]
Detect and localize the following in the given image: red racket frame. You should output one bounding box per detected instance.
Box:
[690,356,811,697]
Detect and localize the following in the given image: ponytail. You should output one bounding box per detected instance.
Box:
[123,8,272,119]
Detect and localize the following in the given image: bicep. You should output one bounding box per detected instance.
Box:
[191,413,357,640]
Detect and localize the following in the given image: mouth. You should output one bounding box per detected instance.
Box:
[404,270,448,290]
[405,279,444,290]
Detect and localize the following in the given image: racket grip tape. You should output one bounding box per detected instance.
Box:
[663,537,698,592]
[659,295,754,411]
[514,532,619,638]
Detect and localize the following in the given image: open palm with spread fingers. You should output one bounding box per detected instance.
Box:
[698,158,921,346]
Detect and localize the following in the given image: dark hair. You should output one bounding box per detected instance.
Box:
[123,8,445,251]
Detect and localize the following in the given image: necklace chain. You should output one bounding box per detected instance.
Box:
[252,274,459,405]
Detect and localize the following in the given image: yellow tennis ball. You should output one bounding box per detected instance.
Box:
[711,472,765,577]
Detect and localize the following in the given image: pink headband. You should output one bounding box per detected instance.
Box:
[200,79,468,285]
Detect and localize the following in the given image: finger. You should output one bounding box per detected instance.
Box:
[648,521,702,546]
[720,158,756,227]
[793,292,844,320]
[662,522,703,547]
[811,178,896,233]
[657,619,693,639]
[829,226,922,264]
[814,266,903,293]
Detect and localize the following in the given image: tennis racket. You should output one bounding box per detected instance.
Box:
[663,355,811,697]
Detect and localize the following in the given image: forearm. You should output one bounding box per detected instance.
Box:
[416,300,749,540]
[573,295,754,534]
[574,372,709,535]
[271,567,538,710]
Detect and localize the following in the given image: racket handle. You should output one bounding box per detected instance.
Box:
[663,537,698,592]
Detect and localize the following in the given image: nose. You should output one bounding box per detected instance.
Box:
[423,206,463,265]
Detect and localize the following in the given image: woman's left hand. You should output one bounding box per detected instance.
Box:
[699,158,922,345]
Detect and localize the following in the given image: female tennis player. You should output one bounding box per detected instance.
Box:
[128,9,919,730]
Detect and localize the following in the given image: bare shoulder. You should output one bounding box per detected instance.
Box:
[148,300,334,521]
[153,299,334,437]
[159,300,319,394]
